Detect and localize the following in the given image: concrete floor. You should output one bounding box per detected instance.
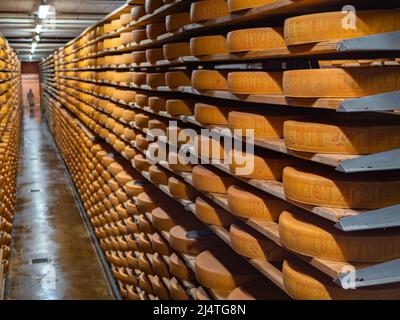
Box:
[6,106,114,300]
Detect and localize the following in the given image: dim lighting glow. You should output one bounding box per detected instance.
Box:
[38,4,51,19]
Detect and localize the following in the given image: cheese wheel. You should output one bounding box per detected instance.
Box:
[149,165,169,185]
[149,275,170,299]
[146,72,166,87]
[131,51,147,65]
[136,190,173,213]
[195,247,258,290]
[132,72,147,85]
[192,165,236,194]
[283,67,400,98]
[169,225,218,255]
[124,146,137,159]
[283,165,400,209]
[146,23,166,40]
[131,29,147,43]
[230,224,285,261]
[280,209,400,263]
[190,0,229,23]
[229,149,302,180]
[149,233,172,256]
[112,89,136,102]
[170,278,190,300]
[166,99,194,115]
[148,96,166,113]
[282,259,400,300]
[228,71,283,94]
[165,71,191,88]
[134,114,149,129]
[135,93,148,106]
[194,134,227,160]
[120,32,135,45]
[148,119,167,132]
[190,35,228,56]
[146,48,164,64]
[167,151,194,172]
[151,206,187,232]
[229,111,294,138]
[170,253,194,281]
[133,154,150,172]
[135,134,149,151]
[228,0,279,12]
[227,27,285,52]
[122,110,136,122]
[194,103,231,125]
[120,13,133,26]
[227,185,291,221]
[195,197,235,226]
[191,70,228,91]
[227,279,289,300]
[163,42,190,60]
[168,176,198,200]
[284,119,400,155]
[284,10,400,46]
[165,12,191,32]
[123,127,136,140]
[145,0,163,13]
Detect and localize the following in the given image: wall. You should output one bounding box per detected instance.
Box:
[21,62,40,107]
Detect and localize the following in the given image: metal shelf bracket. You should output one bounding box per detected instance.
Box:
[335,204,400,231]
[336,148,400,173]
[336,31,400,52]
[337,90,400,113]
[335,259,400,289]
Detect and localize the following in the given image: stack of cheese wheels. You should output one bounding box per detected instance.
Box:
[191,69,229,90]
[192,165,236,194]
[227,184,292,221]
[227,27,286,52]
[228,71,283,94]
[283,67,400,98]
[283,165,400,209]
[163,42,190,60]
[195,196,235,226]
[283,118,400,155]
[282,259,400,300]
[195,247,260,296]
[279,209,400,263]
[230,224,285,261]
[190,35,228,56]
[284,10,400,47]
[190,0,229,22]
[194,103,232,125]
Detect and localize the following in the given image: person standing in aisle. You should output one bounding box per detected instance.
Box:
[27,89,35,108]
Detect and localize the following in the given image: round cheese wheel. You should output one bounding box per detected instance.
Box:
[228,71,283,94]
[132,71,147,85]
[192,165,236,194]
[165,71,191,88]
[166,99,194,115]
[136,189,173,213]
[227,27,285,52]
[194,134,227,160]
[168,176,198,200]
[284,10,400,46]
[131,6,146,21]
[229,149,302,180]
[190,0,229,23]
[283,67,400,98]
[167,151,194,172]
[169,224,218,255]
[120,32,135,45]
[145,0,163,13]
[165,12,191,32]
[148,96,166,113]
[283,165,400,209]
[282,259,400,300]
[149,165,169,185]
[227,279,289,300]
[135,93,148,107]
[229,111,294,138]
[148,119,167,132]
[280,209,400,263]
[230,224,285,261]
[149,275,170,299]
[191,70,229,91]
[149,233,172,256]
[170,277,190,300]
[195,196,235,226]
[133,154,150,172]
[194,103,231,125]
[163,42,190,60]
[190,35,228,56]
[123,127,136,140]
[146,23,166,40]
[135,134,149,150]
[195,247,258,290]
[124,146,137,159]
[120,13,133,26]
[122,110,136,122]
[134,113,149,129]
[151,206,187,232]
[169,253,194,281]
[284,119,400,155]
[227,185,291,221]
[146,48,164,64]
[130,29,147,44]
[146,72,166,87]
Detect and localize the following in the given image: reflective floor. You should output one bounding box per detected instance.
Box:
[6,106,114,300]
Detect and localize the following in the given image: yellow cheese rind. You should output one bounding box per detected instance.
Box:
[284,10,400,46]
[167,151,194,172]
[284,120,400,155]
[192,70,228,91]
[146,48,164,64]
[283,165,400,209]
[227,185,291,221]
[190,35,228,56]
[148,96,166,113]
[192,165,236,194]
[190,0,229,23]
[279,210,400,263]
[149,165,169,185]
[228,0,279,13]
[227,27,285,52]
[228,71,283,94]
[146,23,166,40]
[166,99,194,116]
[146,72,166,87]
[195,197,234,226]
[194,135,227,160]
[165,12,191,32]
[163,42,190,60]
[168,177,197,200]
[283,67,400,98]
[194,103,231,125]
[169,225,217,255]
[165,71,191,88]
[282,260,400,300]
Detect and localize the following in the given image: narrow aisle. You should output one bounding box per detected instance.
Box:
[6,106,114,300]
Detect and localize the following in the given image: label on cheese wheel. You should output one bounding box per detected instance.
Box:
[284,10,400,46]
[227,27,285,52]
[190,35,228,56]
[190,0,229,23]
[279,210,400,263]
[283,67,400,98]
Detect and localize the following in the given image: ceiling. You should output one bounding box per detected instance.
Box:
[0,0,127,61]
